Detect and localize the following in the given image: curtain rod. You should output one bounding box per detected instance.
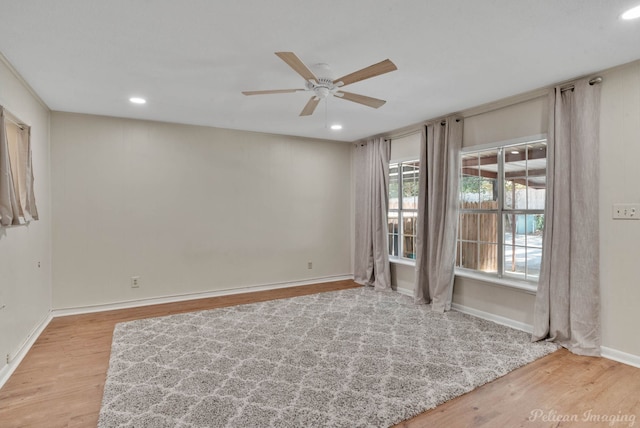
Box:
[463,76,603,120]
[379,76,603,142]
[386,118,462,141]
[561,76,603,92]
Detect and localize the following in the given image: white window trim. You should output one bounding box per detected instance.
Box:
[389,256,416,267]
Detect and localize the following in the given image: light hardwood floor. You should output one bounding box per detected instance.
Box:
[0,280,638,428]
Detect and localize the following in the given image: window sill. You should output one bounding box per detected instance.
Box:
[389,257,416,267]
[454,268,538,294]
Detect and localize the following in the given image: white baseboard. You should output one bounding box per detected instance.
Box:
[451,302,534,334]
[451,303,640,368]
[395,287,413,297]
[396,288,535,333]
[52,274,354,317]
[0,311,53,390]
[601,346,640,368]
[396,288,534,334]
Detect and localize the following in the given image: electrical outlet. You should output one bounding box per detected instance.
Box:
[612,203,640,220]
[131,276,140,288]
[307,262,313,269]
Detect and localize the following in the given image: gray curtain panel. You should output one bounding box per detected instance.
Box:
[0,106,37,226]
[19,126,38,221]
[532,78,601,356]
[414,117,463,311]
[354,138,392,291]
[0,107,20,226]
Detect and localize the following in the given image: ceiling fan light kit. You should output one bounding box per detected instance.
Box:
[242,52,397,116]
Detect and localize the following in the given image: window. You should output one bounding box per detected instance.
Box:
[388,160,419,260]
[456,137,546,283]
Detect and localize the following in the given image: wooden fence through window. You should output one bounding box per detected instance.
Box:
[458,201,499,271]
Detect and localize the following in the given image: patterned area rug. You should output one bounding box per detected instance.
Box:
[98,287,558,427]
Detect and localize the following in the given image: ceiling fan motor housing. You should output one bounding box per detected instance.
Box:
[306,64,338,100]
[306,78,338,99]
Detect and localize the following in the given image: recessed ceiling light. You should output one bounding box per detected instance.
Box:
[621,5,640,20]
[330,124,342,130]
[129,97,146,104]
[511,150,519,154]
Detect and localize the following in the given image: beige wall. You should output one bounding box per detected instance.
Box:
[0,58,51,370]
[392,62,640,358]
[51,113,352,309]
[599,61,640,357]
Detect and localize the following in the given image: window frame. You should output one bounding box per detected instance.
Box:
[388,158,420,264]
[455,134,547,291]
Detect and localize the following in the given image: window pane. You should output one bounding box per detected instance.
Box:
[388,211,399,257]
[401,161,419,210]
[503,213,544,280]
[503,213,519,242]
[459,213,478,242]
[504,145,525,209]
[526,245,542,279]
[531,214,544,246]
[503,214,544,242]
[478,213,498,244]
[503,245,527,278]
[402,211,417,259]
[504,239,542,280]
[527,154,546,210]
[460,242,478,270]
[528,178,546,210]
[389,163,399,210]
[478,243,498,273]
[504,179,527,210]
[525,214,543,279]
[460,153,480,206]
[403,236,416,259]
[504,143,547,210]
[514,182,528,210]
[526,142,547,210]
[478,149,498,209]
[480,177,498,209]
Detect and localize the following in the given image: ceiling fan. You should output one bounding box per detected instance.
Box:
[242,52,397,116]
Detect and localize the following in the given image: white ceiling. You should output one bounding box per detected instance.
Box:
[1,1,639,142]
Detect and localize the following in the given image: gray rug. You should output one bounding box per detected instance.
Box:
[98,287,558,427]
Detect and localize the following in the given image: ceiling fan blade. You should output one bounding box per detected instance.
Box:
[335,91,386,109]
[242,89,304,95]
[275,52,318,82]
[300,97,320,116]
[333,59,397,87]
